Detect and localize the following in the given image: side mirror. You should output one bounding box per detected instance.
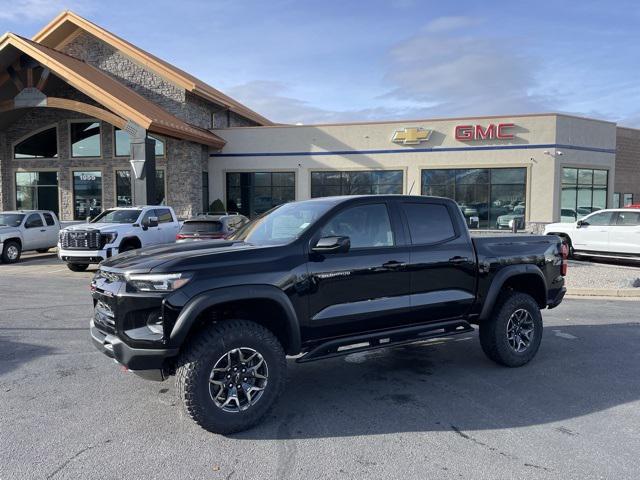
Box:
[142,216,159,230]
[576,220,587,228]
[312,236,350,254]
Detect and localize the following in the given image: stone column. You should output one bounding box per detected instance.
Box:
[127,122,156,205]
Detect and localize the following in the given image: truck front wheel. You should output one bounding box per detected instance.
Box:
[1,240,21,263]
[479,291,543,367]
[176,319,287,434]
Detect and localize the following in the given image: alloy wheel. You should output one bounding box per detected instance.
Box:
[6,245,19,261]
[506,308,535,353]
[208,347,268,413]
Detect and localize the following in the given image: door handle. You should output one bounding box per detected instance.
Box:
[449,256,470,264]
[40,229,46,232]
[382,260,406,270]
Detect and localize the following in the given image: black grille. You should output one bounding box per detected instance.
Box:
[61,230,101,250]
[94,300,116,334]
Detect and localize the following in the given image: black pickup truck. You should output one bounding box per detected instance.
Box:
[90,195,567,433]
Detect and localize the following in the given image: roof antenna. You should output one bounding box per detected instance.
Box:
[408,180,415,195]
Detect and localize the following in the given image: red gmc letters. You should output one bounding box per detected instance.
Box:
[455,123,515,141]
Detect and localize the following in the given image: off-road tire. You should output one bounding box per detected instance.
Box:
[1,240,21,263]
[479,291,543,367]
[67,263,89,272]
[176,319,287,434]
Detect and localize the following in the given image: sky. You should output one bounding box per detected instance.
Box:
[0,0,639,127]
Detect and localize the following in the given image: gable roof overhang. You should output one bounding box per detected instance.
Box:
[33,11,273,126]
[0,33,225,148]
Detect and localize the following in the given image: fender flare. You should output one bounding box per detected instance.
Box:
[169,285,301,355]
[479,264,547,320]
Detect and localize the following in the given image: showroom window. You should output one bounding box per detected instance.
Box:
[623,193,634,206]
[202,172,210,212]
[15,171,59,216]
[310,170,403,198]
[421,168,526,229]
[115,170,132,207]
[155,169,166,205]
[613,193,621,208]
[73,171,102,220]
[71,121,101,158]
[114,127,165,157]
[226,172,295,218]
[14,127,58,159]
[560,168,608,222]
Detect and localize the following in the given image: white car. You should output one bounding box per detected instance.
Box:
[0,210,60,263]
[544,208,640,260]
[58,206,180,271]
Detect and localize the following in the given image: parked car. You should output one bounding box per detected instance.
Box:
[89,195,567,434]
[496,205,526,230]
[0,210,60,263]
[58,206,179,271]
[545,208,640,260]
[176,213,249,241]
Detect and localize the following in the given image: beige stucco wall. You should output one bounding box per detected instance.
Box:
[209,113,617,225]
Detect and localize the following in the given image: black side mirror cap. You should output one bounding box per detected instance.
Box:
[312,236,350,254]
[576,220,587,227]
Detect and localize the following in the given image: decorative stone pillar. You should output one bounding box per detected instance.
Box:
[126,121,156,205]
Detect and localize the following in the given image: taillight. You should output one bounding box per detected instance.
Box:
[560,243,569,276]
[176,233,187,240]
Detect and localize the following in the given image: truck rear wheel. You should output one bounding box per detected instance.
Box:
[176,319,287,434]
[479,291,543,367]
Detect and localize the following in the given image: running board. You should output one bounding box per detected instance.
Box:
[296,320,474,363]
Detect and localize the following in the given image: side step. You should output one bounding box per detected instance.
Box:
[296,320,474,363]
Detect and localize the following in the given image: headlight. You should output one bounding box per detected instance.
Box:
[126,272,192,292]
[101,231,118,244]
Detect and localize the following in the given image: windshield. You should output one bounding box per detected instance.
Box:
[180,221,223,233]
[90,209,142,224]
[0,213,25,227]
[229,201,333,246]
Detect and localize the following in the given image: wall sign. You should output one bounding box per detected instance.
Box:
[454,123,515,141]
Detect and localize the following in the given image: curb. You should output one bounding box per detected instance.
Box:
[566,288,640,298]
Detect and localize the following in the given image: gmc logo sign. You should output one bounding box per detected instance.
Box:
[455,123,515,141]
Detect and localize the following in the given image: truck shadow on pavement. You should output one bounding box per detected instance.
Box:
[0,335,56,377]
[234,322,640,440]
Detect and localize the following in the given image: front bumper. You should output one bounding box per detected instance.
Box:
[58,246,118,264]
[90,320,178,380]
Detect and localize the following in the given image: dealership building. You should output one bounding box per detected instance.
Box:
[0,11,638,231]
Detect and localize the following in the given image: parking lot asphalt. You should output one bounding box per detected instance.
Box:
[1,259,640,479]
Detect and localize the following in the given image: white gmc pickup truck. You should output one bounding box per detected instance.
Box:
[58,206,180,271]
[0,210,60,263]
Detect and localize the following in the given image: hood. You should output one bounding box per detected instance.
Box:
[0,225,19,237]
[544,222,574,232]
[99,240,274,273]
[63,223,117,232]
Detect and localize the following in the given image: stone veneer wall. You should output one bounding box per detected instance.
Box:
[615,127,640,204]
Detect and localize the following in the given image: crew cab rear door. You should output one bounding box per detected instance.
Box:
[305,200,411,339]
[399,199,476,321]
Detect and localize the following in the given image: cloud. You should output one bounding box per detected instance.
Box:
[423,16,480,33]
[381,22,550,116]
[0,0,89,22]
[225,80,435,124]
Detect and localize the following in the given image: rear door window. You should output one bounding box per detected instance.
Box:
[616,212,640,226]
[43,213,55,226]
[402,202,456,245]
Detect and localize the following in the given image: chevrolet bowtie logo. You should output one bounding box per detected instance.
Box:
[392,127,432,145]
